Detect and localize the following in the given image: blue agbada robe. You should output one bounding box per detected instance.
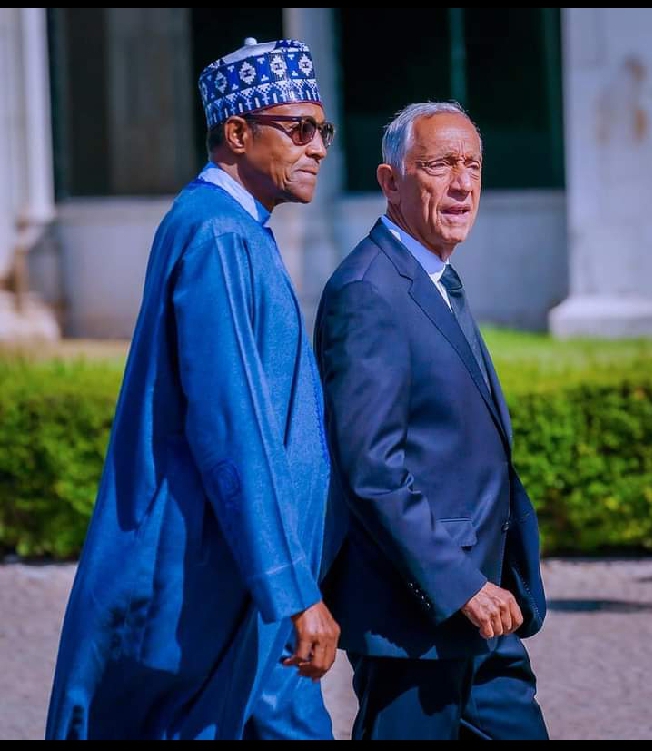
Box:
[45,171,332,740]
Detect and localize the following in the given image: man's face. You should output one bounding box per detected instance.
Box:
[383,112,482,258]
[241,102,330,209]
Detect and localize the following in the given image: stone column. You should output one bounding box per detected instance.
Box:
[0,8,59,341]
[20,7,56,227]
[550,8,652,338]
[0,8,20,284]
[271,8,343,330]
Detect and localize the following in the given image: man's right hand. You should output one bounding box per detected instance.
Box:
[461,582,523,639]
[282,601,341,682]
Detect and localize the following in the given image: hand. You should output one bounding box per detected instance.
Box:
[282,601,341,682]
[461,582,524,639]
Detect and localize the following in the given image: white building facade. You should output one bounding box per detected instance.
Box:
[1,8,651,340]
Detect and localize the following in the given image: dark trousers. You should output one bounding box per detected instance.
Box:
[349,634,549,740]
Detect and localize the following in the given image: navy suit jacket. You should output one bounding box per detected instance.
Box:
[315,220,546,661]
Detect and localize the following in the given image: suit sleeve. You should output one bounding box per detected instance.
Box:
[173,231,321,624]
[317,279,487,624]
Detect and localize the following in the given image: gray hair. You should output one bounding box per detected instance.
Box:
[381,102,481,173]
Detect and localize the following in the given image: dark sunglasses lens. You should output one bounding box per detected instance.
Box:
[296,119,335,148]
[321,122,334,148]
[297,119,317,145]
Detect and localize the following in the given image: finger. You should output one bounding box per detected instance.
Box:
[489,602,505,637]
[462,608,482,630]
[283,651,313,669]
[324,642,337,672]
[508,600,524,634]
[292,636,313,664]
[293,650,326,680]
[479,617,494,639]
[285,655,322,681]
[500,603,513,635]
[313,641,338,676]
[282,655,301,667]
[308,643,328,673]
[481,624,494,639]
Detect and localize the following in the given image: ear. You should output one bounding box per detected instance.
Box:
[377,163,401,205]
[223,117,250,155]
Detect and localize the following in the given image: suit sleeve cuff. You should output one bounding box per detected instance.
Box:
[432,566,488,624]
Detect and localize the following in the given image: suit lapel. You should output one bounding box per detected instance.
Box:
[370,221,510,450]
[479,338,513,449]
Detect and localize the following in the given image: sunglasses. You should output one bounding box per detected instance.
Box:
[244,114,335,149]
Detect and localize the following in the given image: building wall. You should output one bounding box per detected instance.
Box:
[30,191,567,338]
[338,191,568,332]
[37,198,170,338]
[11,8,651,341]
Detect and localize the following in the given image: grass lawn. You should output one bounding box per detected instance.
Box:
[0,339,129,364]
[1,331,651,390]
[482,328,652,391]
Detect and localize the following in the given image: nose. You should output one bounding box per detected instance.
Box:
[306,131,327,160]
[450,165,473,192]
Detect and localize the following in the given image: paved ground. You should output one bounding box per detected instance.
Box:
[1,558,651,740]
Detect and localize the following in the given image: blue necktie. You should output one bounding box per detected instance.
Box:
[440,264,491,390]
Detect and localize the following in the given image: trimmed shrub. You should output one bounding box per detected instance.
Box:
[484,330,652,554]
[508,377,652,554]
[1,332,651,558]
[0,359,122,558]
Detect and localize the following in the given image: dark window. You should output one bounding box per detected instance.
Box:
[191,9,283,169]
[48,8,110,197]
[465,8,564,189]
[48,8,283,198]
[340,8,451,192]
[339,8,563,191]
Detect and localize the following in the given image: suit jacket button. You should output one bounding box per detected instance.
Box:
[502,520,511,532]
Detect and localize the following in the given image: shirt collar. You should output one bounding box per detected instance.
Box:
[381,214,447,279]
[197,162,271,227]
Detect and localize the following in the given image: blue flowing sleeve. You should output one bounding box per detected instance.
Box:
[173,230,321,623]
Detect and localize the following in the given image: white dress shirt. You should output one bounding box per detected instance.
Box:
[381,215,452,309]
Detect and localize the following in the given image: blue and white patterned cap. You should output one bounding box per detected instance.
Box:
[199,38,322,129]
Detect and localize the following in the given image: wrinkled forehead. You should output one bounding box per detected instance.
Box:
[410,113,482,157]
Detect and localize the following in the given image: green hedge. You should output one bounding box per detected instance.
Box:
[509,378,652,554]
[487,330,652,554]
[1,334,651,558]
[0,359,122,558]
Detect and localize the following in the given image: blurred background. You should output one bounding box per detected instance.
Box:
[0,8,651,740]
[2,8,652,340]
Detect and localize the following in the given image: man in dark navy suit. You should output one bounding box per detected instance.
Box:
[315,102,549,740]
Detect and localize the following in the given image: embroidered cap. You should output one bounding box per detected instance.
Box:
[198,37,322,129]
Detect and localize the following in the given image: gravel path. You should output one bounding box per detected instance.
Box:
[2,558,651,740]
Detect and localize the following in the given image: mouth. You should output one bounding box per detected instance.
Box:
[441,206,471,222]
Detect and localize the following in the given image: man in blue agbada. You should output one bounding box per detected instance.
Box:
[45,38,340,741]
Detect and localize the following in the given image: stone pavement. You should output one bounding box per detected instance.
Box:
[1,558,651,740]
